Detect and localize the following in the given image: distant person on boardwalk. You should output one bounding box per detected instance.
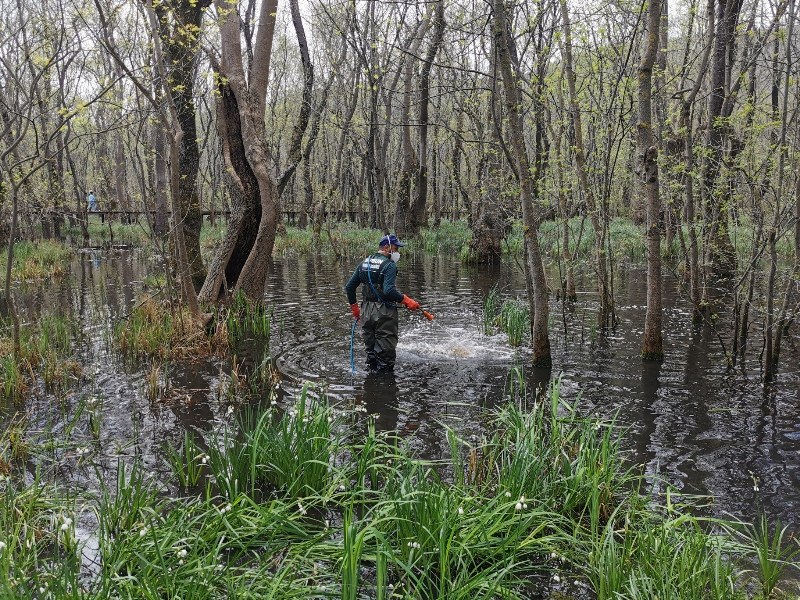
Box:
[345,233,422,373]
[87,190,97,212]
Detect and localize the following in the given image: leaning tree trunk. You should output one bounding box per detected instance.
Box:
[276,0,314,198]
[639,0,664,361]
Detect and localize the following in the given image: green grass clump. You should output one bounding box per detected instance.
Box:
[498,298,530,347]
[273,225,383,258]
[113,298,226,363]
[224,291,273,351]
[62,219,154,246]
[1,240,73,281]
[482,285,500,335]
[481,293,530,347]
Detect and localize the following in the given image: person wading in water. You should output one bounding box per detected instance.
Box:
[345,234,422,373]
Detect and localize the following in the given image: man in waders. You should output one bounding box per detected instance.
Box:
[345,234,421,373]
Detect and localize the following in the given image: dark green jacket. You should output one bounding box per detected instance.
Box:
[345,253,405,305]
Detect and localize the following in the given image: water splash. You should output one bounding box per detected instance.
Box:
[399,321,520,364]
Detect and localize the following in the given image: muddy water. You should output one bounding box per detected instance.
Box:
[14,248,800,532]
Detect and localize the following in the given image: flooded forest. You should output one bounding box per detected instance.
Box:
[1,0,799,597]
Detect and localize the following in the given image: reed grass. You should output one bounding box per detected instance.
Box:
[82,220,152,246]
[481,289,530,347]
[419,220,472,255]
[273,225,383,258]
[482,285,500,335]
[498,298,530,347]
[725,513,800,598]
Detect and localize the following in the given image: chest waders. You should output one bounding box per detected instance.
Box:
[361,255,399,372]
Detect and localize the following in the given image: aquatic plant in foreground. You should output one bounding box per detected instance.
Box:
[3,382,798,598]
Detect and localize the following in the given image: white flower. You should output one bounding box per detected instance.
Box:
[515,502,523,511]
[753,485,760,492]
[338,483,346,491]
[139,528,148,537]
[0,541,6,553]
[60,517,72,532]
[552,574,561,583]
[504,491,511,498]
[176,548,188,558]
[519,495,526,503]
[226,405,234,416]
[457,507,464,516]
[297,502,306,515]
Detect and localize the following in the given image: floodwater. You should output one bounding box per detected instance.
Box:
[12,247,800,533]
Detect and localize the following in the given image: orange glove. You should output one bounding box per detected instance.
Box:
[401,295,421,311]
[350,303,360,320]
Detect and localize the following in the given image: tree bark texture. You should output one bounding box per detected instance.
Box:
[638,0,664,361]
[212,0,280,302]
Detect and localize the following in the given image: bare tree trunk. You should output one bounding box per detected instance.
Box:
[408,0,446,235]
[558,0,612,329]
[276,0,314,198]
[702,0,743,281]
[493,0,551,368]
[766,0,796,381]
[468,45,506,264]
[677,0,713,322]
[394,14,432,234]
[639,0,664,361]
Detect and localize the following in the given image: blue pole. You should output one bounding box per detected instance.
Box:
[350,319,357,374]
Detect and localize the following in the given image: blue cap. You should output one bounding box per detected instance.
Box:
[379,234,405,248]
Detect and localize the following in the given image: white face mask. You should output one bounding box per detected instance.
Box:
[390,251,400,263]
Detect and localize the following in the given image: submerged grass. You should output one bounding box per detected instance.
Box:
[0,313,82,401]
[5,381,795,598]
